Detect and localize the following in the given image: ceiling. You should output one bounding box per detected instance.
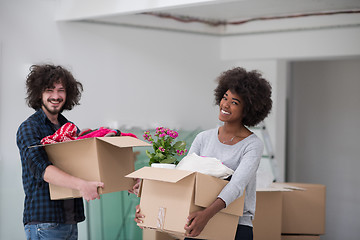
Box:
[60,0,360,35]
[142,0,360,21]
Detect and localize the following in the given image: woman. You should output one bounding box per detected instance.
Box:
[135,67,272,240]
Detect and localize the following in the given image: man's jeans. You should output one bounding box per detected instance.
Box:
[24,223,78,240]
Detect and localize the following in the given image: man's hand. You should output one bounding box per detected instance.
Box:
[79,180,104,202]
[43,165,104,201]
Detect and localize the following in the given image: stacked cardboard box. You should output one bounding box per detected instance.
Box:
[281,183,326,240]
[253,183,326,240]
[253,189,284,240]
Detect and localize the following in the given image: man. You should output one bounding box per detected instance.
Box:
[17,64,104,239]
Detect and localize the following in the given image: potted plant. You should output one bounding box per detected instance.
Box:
[143,127,187,168]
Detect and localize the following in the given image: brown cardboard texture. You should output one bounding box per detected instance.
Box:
[126,167,245,240]
[281,183,326,235]
[253,182,326,240]
[143,228,183,240]
[281,235,320,240]
[253,183,305,240]
[44,136,150,200]
[253,189,283,240]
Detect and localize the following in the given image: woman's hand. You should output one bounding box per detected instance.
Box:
[128,178,141,195]
[134,204,144,229]
[184,197,226,237]
[184,210,211,237]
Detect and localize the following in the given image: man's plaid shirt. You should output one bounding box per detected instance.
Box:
[16,109,85,225]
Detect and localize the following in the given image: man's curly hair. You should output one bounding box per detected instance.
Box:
[214,67,272,127]
[25,64,83,111]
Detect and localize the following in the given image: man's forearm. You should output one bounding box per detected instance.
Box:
[43,165,84,190]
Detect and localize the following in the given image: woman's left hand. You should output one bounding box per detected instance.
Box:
[184,210,211,237]
[184,197,226,237]
[128,178,141,195]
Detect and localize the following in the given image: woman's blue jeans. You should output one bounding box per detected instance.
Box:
[24,223,78,240]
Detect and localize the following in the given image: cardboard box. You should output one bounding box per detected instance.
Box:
[143,228,184,240]
[253,190,283,240]
[44,136,150,200]
[281,235,320,240]
[281,183,326,235]
[126,167,245,240]
[253,182,326,240]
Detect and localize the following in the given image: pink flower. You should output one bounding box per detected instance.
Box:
[144,127,187,164]
[143,131,154,142]
[176,149,186,156]
[171,131,179,138]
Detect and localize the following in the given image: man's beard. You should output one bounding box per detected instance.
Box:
[42,99,63,115]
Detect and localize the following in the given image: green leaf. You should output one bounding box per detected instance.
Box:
[160,156,177,164]
[145,150,153,158]
[155,152,166,160]
[152,144,158,151]
[173,141,186,150]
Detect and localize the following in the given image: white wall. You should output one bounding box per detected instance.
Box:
[55,21,222,130]
[288,59,360,240]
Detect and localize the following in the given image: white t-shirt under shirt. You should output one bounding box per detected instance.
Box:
[188,127,263,227]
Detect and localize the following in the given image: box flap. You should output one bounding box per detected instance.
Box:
[194,172,244,216]
[35,136,151,149]
[256,187,292,192]
[256,182,306,192]
[126,167,195,183]
[97,136,151,148]
[272,182,306,190]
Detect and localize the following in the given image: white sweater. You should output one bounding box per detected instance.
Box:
[188,127,263,227]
